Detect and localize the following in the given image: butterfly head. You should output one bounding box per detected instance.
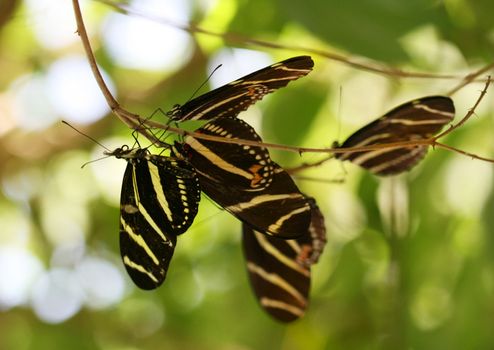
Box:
[105,146,149,160]
[166,104,182,120]
[171,141,192,161]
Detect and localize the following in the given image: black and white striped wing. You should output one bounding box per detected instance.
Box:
[198,165,312,239]
[242,199,326,322]
[334,96,455,175]
[176,117,274,190]
[168,56,314,121]
[174,117,311,238]
[118,152,200,290]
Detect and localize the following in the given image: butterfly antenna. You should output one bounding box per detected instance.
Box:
[80,155,112,169]
[336,86,343,142]
[186,64,223,103]
[62,120,111,152]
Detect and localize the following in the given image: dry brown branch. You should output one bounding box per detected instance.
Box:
[72,0,494,168]
[95,0,489,82]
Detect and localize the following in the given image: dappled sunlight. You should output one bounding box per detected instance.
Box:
[443,157,492,217]
[30,268,84,324]
[102,0,193,71]
[45,56,114,125]
[25,0,82,50]
[76,255,126,309]
[1,0,494,348]
[377,177,409,237]
[11,74,59,131]
[410,284,452,331]
[9,56,114,130]
[0,246,44,310]
[208,49,272,89]
[326,187,367,244]
[89,137,132,206]
[116,297,165,338]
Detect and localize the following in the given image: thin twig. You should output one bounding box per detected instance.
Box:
[433,142,494,164]
[286,155,335,174]
[96,0,486,81]
[72,0,118,111]
[434,76,491,140]
[447,64,494,96]
[72,0,494,168]
[290,175,345,184]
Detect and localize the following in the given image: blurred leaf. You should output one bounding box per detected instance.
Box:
[277,0,451,61]
[262,81,327,164]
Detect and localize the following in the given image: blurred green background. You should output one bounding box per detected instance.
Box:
[1,0,493,349]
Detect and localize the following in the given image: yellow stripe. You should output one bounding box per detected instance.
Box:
[188,91,250,120]
[227,193,305,212]
[254,232,309,276]
[276,66,312,73]
[388,118,452,125]
[260,297,305,318]
[120,217,160,265]
[185,137,255,180]
[267,204,311,234]
[413,103,454,118]
[247,262,307,305]
[147,161,174,223]
[131,165,170,243]
[368,146,425,173]
[350,148,397,166]
[286,239,302,254]
[123,255,159,283]
[235,76,304,85]
[338,133,394,161]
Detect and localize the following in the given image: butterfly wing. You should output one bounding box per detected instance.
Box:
[174,117,311,238]
[146,156,201,234]
[177,116,274,190]
[119,155,200,290]
[334,96,455,175]
[169,56,314,121]
[242,198,326,322]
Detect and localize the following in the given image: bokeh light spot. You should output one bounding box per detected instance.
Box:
[30,268,84,324]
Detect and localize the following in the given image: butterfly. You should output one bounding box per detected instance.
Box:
[107,146,201,289]
[173,117,312,238]
[167,56,314,121]
[242,197,326,322]
[333,96,455,175]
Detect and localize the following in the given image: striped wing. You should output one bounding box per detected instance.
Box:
[198,165,312,239]
[168,56,314,121]
[242,198,326,322]
[176,117,274,190]
[334,96,455,175]
[174,117,310,238]
[119,153,200,290]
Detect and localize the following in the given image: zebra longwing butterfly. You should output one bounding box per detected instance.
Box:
[174,117,311,238]
[333,96,455,175]
[176,117,274,190]
[168,56,314,121]
[242,198,326,322]
[108,146,201,290]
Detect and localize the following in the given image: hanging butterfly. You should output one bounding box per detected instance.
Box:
[333,96,455,175]
[242,197,326,322]
[167,55,314,121]
[173,117,312,238]
[174,116,274,191]
[107,146,201,290]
